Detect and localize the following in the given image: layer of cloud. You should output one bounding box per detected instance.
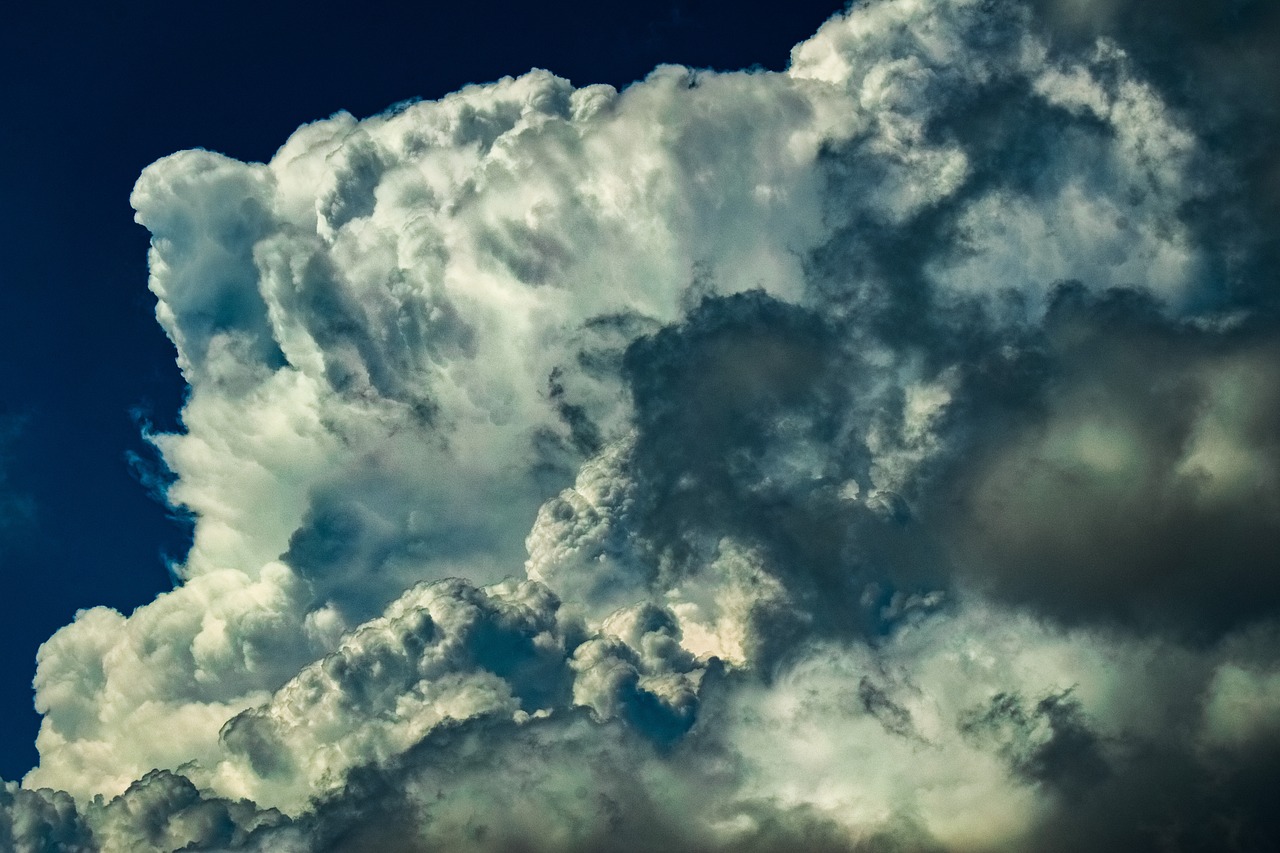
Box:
[6,0,1279,850]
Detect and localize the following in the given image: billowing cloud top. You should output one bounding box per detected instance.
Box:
[6,0,1280,851]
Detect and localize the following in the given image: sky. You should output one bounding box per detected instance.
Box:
[2,1,1279,851]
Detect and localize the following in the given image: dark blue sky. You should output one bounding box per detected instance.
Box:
[0,0,848,783]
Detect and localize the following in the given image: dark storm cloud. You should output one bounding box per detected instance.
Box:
[959,688,1111,796]
[857,676,919,740]
[620,291,946,652]
[934,286,1280,636]
[614,279,1280,643]
[969,694,1280,853]
[1030,0,1280,311]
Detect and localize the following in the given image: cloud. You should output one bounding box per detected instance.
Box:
[0,783,91,853]
[212,578,575,813]
[7,0,1280,850]
[934,287,1280,636]
[2,770,287,853]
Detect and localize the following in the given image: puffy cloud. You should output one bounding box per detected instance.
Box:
[8,0,1280,850]
[211,578,573,812]
[83,771,284,853]
[0,783,91,853]
[27,564,332,800]
[1,772,283,853]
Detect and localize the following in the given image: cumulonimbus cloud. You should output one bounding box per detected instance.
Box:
[6,0,1280,850]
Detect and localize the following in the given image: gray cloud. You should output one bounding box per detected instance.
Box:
[935,287,1280,636]
[0,783,92,853]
